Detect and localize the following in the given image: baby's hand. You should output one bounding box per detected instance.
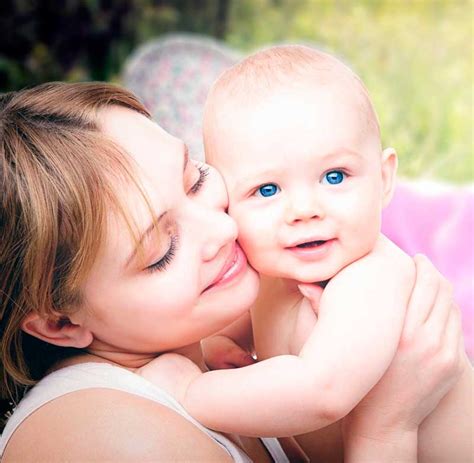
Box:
[201,311,255,370]
[297,283,324,316]
[287,284,323,355]
[202,334,256,370]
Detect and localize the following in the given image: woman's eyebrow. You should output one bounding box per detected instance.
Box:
[182,144,189,173]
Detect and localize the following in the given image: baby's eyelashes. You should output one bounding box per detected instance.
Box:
[254,183,281,198]
[248,168,349,199]
[321,170,347,185]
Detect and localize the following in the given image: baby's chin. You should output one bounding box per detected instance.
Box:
[285,270,338,284]
[257,266,339,284]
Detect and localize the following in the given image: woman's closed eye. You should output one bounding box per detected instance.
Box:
[146,163,207,274]
[255,183,281,198]
[188,164,209,195]
[146,234,179,273]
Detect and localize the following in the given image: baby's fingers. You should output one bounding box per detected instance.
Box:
[443,304,465,381]
[202,335,255,370]
[297,283,324,314]
[424,276,454,339]
[403,254,440,338]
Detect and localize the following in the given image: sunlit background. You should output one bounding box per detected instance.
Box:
[1,0,472,182]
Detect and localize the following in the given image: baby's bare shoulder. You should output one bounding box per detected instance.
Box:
[137,353,202,401]
[327,234,415,295]
[342,235,412,278]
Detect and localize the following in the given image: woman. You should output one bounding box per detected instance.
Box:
[0,82,463,462]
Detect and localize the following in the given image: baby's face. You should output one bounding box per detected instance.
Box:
[205,83,396,282]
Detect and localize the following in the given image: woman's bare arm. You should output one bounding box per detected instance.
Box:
[3,388,232,462]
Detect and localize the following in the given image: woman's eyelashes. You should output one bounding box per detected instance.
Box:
[255,183,281,198]
[145,164,207,274]
[188,164,209,194]
[146,234,179,273]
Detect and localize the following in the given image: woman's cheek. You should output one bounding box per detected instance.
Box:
[141,273,196,311]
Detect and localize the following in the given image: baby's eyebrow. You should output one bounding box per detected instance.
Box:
[232,148,362,195]
[233,167,281,193]
[319,148,362,161]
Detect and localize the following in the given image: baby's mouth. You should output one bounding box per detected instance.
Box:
[296,240,327,248]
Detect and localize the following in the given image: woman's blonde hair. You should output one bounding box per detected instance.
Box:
[0,82,150,402]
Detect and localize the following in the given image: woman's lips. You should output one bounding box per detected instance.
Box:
[286,238,336,261]
[204,243,247,292]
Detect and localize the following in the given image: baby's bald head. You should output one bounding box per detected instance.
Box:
[204,45,381,164]
[202,46,397,283]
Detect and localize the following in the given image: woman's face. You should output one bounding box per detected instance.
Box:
[78,107,259,355]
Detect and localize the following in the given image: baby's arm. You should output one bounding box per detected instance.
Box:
[297,235,415,412]
[172,237,415,436]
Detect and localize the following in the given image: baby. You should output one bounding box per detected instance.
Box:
[202,45,473,462]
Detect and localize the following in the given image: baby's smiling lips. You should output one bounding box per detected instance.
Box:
[295,240,326,248]
[286,235,331,248]
[286,238,336,261]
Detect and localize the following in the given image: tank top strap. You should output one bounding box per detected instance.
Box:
[0,362,258,461]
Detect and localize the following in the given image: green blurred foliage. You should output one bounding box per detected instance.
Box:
[226,0,473,183]
[0,0,228,88]
[0,0,471,182]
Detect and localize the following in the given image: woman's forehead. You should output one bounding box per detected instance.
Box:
[98,106,187,186]
[101,107,186,161]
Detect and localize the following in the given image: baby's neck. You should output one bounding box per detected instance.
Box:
[253,275,319,359]
[262,275,328,294]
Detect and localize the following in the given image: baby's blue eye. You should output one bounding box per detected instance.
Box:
[256,183,280,197]
[323,171,345,185]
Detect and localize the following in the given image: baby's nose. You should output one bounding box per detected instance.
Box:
[285,193,324,224]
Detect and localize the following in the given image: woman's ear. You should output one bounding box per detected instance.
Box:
[21,312,93,348]
[381,147,398,208]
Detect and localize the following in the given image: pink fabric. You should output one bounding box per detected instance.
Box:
[382,181,473,358]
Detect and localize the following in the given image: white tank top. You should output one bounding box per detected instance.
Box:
[0,362,288,462]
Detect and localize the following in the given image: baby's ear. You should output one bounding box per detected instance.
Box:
[381,147,398,208]
[21,311,93,349]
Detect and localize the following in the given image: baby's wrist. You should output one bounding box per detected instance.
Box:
[343,403,419,435]
[343,425,418,463]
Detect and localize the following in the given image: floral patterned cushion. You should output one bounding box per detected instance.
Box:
[122,33,240,161]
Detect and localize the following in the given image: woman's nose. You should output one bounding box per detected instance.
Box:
[284,190,324,224]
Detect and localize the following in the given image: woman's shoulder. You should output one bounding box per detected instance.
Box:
[3,386,233,462]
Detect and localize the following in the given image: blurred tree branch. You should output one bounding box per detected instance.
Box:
[0,0,231,91]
